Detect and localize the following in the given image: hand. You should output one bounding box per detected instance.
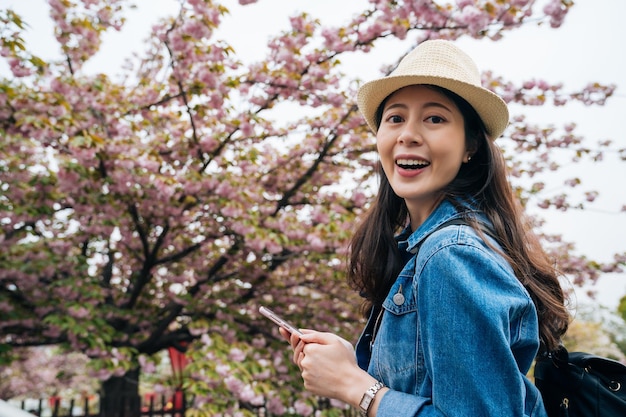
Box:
[279,328,383,409]
[289,330,362,401]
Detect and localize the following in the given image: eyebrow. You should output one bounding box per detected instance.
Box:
[384,101,454,113]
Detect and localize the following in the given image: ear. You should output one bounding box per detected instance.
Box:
[464,140,478,163]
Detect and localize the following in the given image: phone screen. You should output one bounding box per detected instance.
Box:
[259,306,303,336]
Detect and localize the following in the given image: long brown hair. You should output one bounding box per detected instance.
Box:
[348,85,569,353]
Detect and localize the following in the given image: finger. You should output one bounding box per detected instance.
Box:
[289,331,302,348]
[278,327,291,342]
[292,347,300,366]
[297,350,305,371]
[290,336,303,363]
[293,339,305,358]
[278,327,302,349]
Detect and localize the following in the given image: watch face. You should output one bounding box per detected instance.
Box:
[360,381,384,415]
[360,394,373,411]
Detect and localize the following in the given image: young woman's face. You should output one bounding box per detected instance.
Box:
[376,85,471,226]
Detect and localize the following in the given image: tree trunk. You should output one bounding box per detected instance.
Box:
[100,367,141,417]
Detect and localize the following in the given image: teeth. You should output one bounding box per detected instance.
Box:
[396,159,429,166]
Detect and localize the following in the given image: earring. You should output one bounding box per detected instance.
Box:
[467,156,472,162]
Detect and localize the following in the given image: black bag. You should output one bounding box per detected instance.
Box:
[534,346,626,417]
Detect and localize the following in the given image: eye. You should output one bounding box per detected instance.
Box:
[385,114,404,124]
[426,115,445,124]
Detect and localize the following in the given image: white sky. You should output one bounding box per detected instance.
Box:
[2,0,625,310]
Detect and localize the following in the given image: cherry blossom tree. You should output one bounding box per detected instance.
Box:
[1,0,624,415]
[0,346,98,400]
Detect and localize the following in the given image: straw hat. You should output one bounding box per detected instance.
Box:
[357,39,509,139]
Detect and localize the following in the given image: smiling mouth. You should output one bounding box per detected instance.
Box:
[396,159,430,170]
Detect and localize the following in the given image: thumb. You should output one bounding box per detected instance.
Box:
[298,330,344,346]
[298,329,328,343]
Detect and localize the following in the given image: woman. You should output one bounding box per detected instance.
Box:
[281,39,570,416]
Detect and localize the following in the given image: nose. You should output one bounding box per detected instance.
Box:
[396,122,423,145]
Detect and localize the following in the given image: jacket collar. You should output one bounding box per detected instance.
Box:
[398,199,479,254]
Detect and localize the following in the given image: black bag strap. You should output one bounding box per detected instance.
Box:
[550,346,626,383]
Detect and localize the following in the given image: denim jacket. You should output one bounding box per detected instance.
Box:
[355,200,548,417]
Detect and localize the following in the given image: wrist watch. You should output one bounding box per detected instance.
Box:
[358,380,385,416]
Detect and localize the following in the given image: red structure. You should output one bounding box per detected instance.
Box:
[167,342,188,413]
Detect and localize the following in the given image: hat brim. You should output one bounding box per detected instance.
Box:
[357,75,509,140]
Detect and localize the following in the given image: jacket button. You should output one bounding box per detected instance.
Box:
[393,292,405,305]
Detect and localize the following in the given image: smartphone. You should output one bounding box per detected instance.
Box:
[259,306,303,336]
